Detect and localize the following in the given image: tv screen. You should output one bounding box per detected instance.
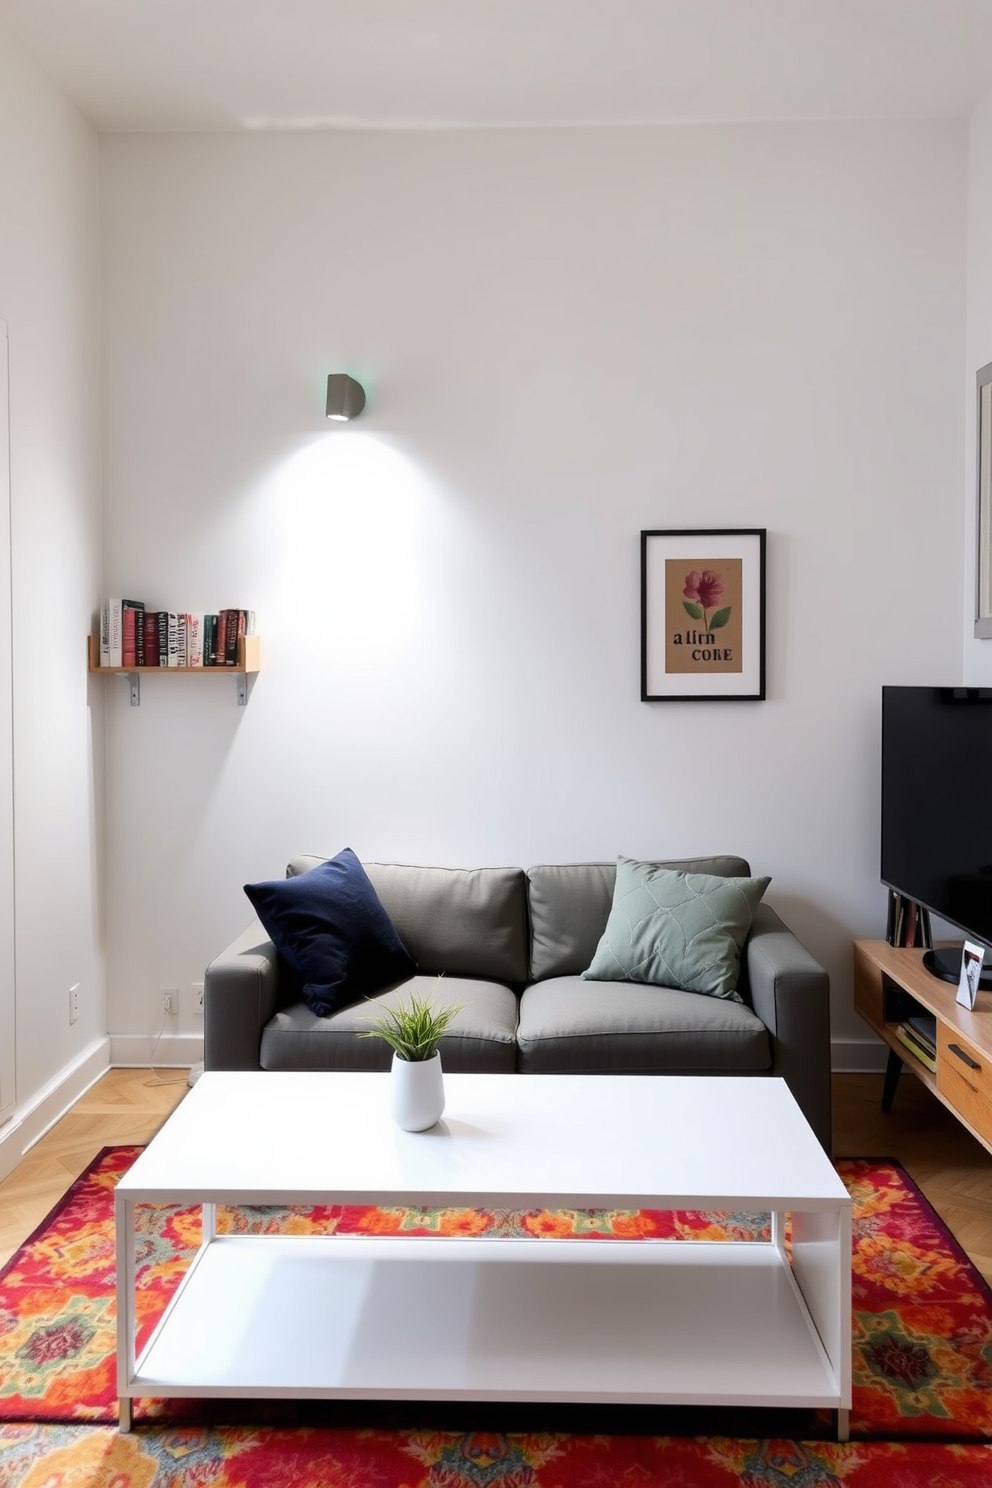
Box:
[881,686,992,965]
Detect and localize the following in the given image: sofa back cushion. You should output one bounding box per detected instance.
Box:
[526,856,753,981]
[287,857,528,983]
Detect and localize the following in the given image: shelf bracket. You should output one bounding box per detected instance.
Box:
[237,673,248,706]
[125,673,140,707]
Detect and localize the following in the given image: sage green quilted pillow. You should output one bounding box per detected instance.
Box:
[582,856,771,1000]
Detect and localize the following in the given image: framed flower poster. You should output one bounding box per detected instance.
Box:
[640,528,766,701]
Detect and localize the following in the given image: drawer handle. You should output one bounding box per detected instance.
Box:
[948,1043,981,1072]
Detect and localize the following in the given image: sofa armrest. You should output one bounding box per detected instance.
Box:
[203,918,280,1071]
[745,903,832,1152]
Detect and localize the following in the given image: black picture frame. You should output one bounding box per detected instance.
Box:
[640,528,766,702]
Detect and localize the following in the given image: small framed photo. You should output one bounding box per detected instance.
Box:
[957,940,985,1010]
[641,528,766,701]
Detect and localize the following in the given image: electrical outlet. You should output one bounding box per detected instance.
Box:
[69,983,80,1025]
[161,988,178,1016]
[192,982,204,1015]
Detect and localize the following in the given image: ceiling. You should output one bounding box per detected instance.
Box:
[1,0,992,134]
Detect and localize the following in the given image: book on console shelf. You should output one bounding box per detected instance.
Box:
[895,1022,937,1072]
[906,1012,937,1053]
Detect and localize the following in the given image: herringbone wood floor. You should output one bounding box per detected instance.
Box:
[0,1066,188,1268]
[832,1069,992,1285]
[1,1068,992,1282]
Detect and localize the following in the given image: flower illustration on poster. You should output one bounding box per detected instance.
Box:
[682,569,732,634]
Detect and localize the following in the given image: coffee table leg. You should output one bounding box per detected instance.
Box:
[836,1407,849,1442]
[792,1206,852,1433]
[114,1191,137,1434]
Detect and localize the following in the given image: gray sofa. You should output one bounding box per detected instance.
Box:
[204,854,832,1149]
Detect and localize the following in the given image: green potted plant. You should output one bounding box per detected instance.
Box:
[361,989,465,1130]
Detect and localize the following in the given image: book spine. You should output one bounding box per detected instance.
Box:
[175,612,187,667]
[156,611,168,667]
[108,599,123,668]
[186,613,204,668]
[142,611,159,667]
[895,1023,937,1072]
[134,602,145,667]
[100,602,111,667]
[218,609,231,665]
[203,614,217,666]
[166,612,179,668]
[223,608,246,666]
[121,605,134,667]
[122,600,144,668]
[907,1015,937,1052]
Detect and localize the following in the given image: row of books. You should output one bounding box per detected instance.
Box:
[894,1012,937,1073]
[99,600,256,669]
[886,893,932,951]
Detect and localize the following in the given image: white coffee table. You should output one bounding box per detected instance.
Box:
[115,1071,851,1436]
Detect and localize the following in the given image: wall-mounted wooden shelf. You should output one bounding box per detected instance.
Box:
[87,634,260,705]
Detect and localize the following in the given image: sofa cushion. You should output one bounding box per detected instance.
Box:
[244,849,416,1017]
[516,976,770,1073]
[583,856,770,1001]
[288,857,528,984]
[526,856,753,981]
[260,974,518,1074]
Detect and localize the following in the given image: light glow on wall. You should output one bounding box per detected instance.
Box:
[258,432,456,673]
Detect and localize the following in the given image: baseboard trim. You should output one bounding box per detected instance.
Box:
[831,1038,888,1074]
[0,1037,110,1183]
[109,1032,204,1068]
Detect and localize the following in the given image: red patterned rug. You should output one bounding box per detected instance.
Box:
[0,1148,990,1485]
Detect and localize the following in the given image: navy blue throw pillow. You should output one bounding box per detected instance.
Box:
[244,848,416,1017]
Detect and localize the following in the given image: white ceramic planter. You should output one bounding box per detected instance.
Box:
[390,1050,445,1131]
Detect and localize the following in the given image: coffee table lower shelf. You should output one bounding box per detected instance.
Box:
[119,1233,846,1430]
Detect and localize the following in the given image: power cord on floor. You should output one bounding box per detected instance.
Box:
[145,1006,190,1087]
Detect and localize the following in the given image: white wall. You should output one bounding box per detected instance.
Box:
[964,91,992,682]
[0,16,106,1167]
[99,122,966,1065]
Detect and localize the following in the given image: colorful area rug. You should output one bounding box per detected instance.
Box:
[0,1148,991,1486]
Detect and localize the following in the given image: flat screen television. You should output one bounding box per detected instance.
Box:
[881,685,992,986]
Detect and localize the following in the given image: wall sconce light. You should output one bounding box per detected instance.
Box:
[326,374,366,421]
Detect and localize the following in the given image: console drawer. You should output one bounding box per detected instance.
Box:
[937,1027,992,1144]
